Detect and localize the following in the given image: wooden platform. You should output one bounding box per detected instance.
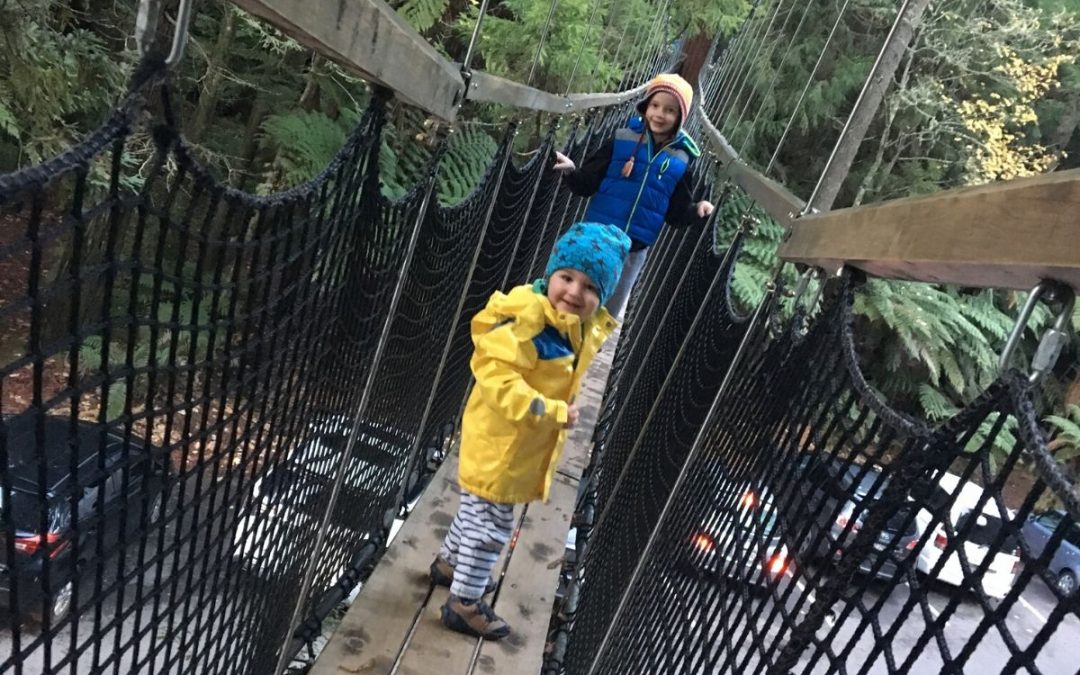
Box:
[311,348,613,675]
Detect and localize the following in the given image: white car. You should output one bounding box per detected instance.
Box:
[913,471,1020,599]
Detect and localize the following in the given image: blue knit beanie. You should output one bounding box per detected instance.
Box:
[544,222,632,308]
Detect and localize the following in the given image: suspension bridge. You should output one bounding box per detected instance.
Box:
[1,0,1078,673]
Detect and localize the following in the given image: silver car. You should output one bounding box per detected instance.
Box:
[1021,510,1080,597]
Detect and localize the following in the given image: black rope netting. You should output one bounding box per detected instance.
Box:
[4,9,1080,675]
[549,256,1080,673]
[0,51,640,671]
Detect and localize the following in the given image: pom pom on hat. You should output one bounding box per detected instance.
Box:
[544,222,632,309]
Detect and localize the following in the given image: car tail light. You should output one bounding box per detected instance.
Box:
[905,538,919,551]
[934,532,948,550]
[836,514,860,532]
[692,533,715,553]
[740,491,757,509]
[14,532,69,558]
[767,550,788,576]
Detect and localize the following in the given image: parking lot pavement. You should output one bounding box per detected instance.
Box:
[663,566,1078,674]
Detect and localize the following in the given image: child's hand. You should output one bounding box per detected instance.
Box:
[697,200,715,218]
[553,151,576,173]
[566,405,580,429]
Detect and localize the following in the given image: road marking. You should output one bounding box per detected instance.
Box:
[926,602,940,618]
[1019,596,1048,624]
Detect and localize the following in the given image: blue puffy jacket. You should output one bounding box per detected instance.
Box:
[564,116,702,247]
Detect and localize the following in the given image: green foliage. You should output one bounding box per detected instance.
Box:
[1046,405,1080,461]
[437,126,499,205]
[0,2,131,171]
[394,0,452,34]
[260,111,348,189]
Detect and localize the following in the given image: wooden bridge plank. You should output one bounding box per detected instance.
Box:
[312,349,612,675]
[310,453,463,675]
[778,167,1080,291]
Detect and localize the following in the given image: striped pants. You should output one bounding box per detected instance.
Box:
[439,490,515,599]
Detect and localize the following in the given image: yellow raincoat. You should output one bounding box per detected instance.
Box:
[458,284,616,504]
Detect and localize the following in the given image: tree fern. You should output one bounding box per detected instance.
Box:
[437,125,498,206]
[394,0,452,33]
[1045,405,1080,461]
[260,110,347,189]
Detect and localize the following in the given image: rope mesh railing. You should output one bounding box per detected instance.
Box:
[0,36,665,668]
[568,273,1080,674]
[3,1,1080,673]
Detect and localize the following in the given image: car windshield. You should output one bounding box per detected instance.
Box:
[0,490,70,533]
[956,510,1017,550]
[883,506,917,536]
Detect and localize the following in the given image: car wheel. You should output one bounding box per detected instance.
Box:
[147,491,164,525]
[33,580,74,625]
[1056,570,1077,597]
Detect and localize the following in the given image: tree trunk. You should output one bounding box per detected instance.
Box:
[298,53,323,111]
[190,6,236,145]
[810,0,931,212]
[234,96,267,190]
[851,41,916,207]
[677,32,714,89]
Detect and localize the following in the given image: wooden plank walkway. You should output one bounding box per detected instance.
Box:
[311,345,614,675]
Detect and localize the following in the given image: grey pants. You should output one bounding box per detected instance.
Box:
[605,248,649,320]
[439,490,515,599]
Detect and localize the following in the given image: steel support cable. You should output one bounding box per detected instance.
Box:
[269,133,452,675]
[765,0,853,174]
[805,0,915,211]
[565,0,605,95]
[699,34,730,114]
[527,0,561,87]
[706,26,761,123]
[523,119,582,278]
[735,0,820,157]
[709,4,774,122]
[719,0,797,134]
[587,0,624,95]
[461,0,493,75]
[715,0,788,132]
[727,0,815,155]
[565,217,735,547]
[635,0,669,77]
[583,241,774,675]
[611,2,656,85]
[395,125,516,524]
[627,0,673,83]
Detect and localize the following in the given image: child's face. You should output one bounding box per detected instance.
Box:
[547,268,600,321]
[644,92,680,137]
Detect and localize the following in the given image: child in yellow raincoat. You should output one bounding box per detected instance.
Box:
[430,221,631,640]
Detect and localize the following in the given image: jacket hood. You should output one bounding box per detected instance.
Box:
[627,115,701,157]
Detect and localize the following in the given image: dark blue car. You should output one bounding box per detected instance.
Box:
[1021,510,1080,597]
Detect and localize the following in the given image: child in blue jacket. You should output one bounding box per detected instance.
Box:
[553,73,714,318]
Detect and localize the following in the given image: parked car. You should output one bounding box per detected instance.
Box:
[912,472,1020,599]
[1021,509,1080,597]
[682,479,792,589]
[777,453,892,561]
[0,413,167,623]
[231,415,430,583]
[839,502,924,581]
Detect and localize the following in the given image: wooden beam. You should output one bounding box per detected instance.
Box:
[778,169,1080,290]
[467,71,647,113]
[698,110,806,228]
[230,0,465,120]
